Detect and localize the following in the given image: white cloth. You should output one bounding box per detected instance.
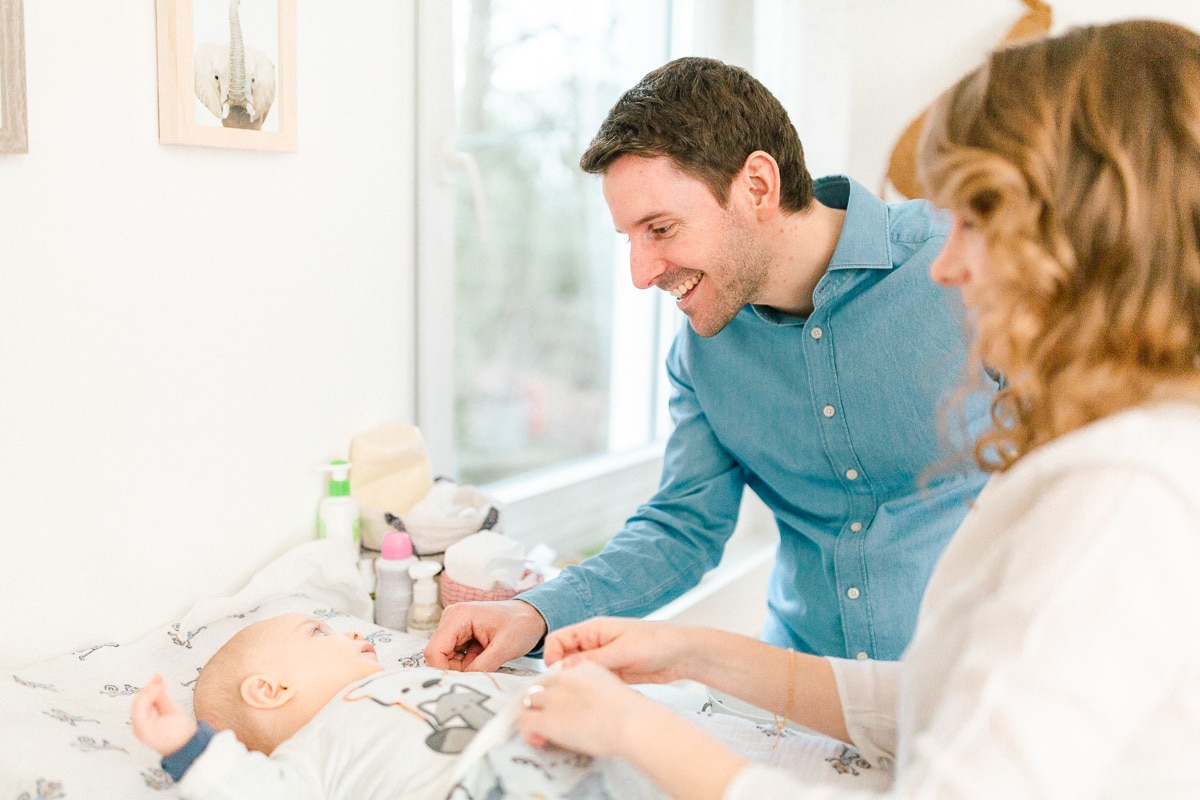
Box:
[725,402,1200,798]
[176,667,668,799]
[174,666,898,799]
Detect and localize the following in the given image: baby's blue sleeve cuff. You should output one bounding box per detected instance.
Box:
[162,720,217,782]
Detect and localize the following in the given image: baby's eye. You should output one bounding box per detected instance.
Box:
[311,624,331,637]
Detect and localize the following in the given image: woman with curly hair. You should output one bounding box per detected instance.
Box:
[513,19,1200,799]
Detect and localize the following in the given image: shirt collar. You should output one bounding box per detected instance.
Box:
[748,175,893,325]
[813,174,895,272]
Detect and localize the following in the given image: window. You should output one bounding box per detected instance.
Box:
[414,0,686,554]
[414,0,842,555]
[450,0,681,486]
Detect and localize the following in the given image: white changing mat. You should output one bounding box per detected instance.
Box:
[2,539,892,798]
[2,538,435,799]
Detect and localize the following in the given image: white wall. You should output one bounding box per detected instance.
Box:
[0,3,416,667]
[845,0,1200,191]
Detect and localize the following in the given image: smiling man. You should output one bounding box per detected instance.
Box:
[427,57,997,672]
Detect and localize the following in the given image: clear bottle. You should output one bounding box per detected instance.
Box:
[318,459,360,544]
[374,532,417,630]
[406,560,443,639]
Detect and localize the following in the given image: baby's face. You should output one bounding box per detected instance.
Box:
[258,613,383,699]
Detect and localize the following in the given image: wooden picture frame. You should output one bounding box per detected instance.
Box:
[155,0,297,152]
[0,0,28,154]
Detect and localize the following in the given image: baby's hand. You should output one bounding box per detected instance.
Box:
[131,673,198,756]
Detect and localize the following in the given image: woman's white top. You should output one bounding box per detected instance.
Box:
[727,401,1200,799]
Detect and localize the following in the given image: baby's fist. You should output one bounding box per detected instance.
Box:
[131,674,198,756]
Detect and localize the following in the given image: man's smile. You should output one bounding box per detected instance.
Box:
[668,274,701,301]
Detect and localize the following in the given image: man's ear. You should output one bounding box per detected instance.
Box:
[240,674,296,710]
[739,150,781,217]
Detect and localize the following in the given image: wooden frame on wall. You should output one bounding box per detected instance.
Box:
[0,0,28,154]
[155,0,297,152]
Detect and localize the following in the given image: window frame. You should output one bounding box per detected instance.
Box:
[412,0,804,557]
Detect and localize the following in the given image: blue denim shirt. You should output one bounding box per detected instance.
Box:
[519,176,994,660]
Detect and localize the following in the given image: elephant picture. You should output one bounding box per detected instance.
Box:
[155,0,295,151]
[192,0,278,131]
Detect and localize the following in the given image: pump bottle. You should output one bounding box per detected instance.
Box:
[318,459,360,544]
[374,532,417,630]
[406,560,443,639]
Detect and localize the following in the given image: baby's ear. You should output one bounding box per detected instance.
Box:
[240,674,295,710]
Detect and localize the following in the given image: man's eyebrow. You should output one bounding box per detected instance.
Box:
[635,211,667,227]
[624,211,672,232]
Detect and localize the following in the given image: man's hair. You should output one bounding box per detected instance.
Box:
[580,56,813,212]
[919,19,1200,470]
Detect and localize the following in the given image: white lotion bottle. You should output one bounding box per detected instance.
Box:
[318,459,361,544]
[375,532,417,630]
[406,560,443,639]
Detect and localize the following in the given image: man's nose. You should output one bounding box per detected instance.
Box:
[630,241,667,290]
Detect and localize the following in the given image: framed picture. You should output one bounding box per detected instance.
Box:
[155,0,297,152]
[0,0,28,154]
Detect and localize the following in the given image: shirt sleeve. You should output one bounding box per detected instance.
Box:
[739,460,1200,798]
[519,333,746,632]
[827,656,901,764]
[724,763,884,800]
[887,467,1199,798]
[175,729,326,800]
[162,720,217,781]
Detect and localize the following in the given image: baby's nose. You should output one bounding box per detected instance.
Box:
[346,631,363,641]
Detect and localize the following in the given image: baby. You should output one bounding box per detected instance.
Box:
[131,613,661,799]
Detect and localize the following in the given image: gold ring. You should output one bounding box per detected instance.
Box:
[522,684,545,709]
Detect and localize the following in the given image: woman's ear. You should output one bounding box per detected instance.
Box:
[739,150,781,217]
[240,674,296,710]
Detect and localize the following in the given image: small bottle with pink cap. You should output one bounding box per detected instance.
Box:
[374,531,417,630]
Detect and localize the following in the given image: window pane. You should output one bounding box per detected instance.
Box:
[453,0,675,484]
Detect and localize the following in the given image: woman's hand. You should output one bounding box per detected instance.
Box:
[517,660,659,757]
[131,673,198,757]
[544,617,695,684]
[518,659,749,800]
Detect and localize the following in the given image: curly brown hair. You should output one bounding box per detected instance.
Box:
[579,56,813,212]
[919,19,1200,471]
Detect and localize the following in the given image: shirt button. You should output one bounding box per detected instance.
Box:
[850,522,863,532]
[810,326,823,339]
[845,468,859,480]
[822,405,835,418]
[856,651,869,661]
[847,587,860,600]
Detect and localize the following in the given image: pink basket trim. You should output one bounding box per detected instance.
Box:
[440,570,543,605]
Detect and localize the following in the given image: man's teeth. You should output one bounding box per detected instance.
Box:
[669,275,700,299]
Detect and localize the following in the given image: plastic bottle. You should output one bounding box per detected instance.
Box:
[374,532,417,630]
[318,459,361,544]
[406,560,443,639]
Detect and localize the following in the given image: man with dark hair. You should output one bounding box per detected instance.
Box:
[427,56,995,671]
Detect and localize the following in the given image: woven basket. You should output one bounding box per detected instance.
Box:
[439,570,543,605]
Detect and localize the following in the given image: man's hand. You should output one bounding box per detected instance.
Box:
[424,599,547,672]
[131,673,198,756]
